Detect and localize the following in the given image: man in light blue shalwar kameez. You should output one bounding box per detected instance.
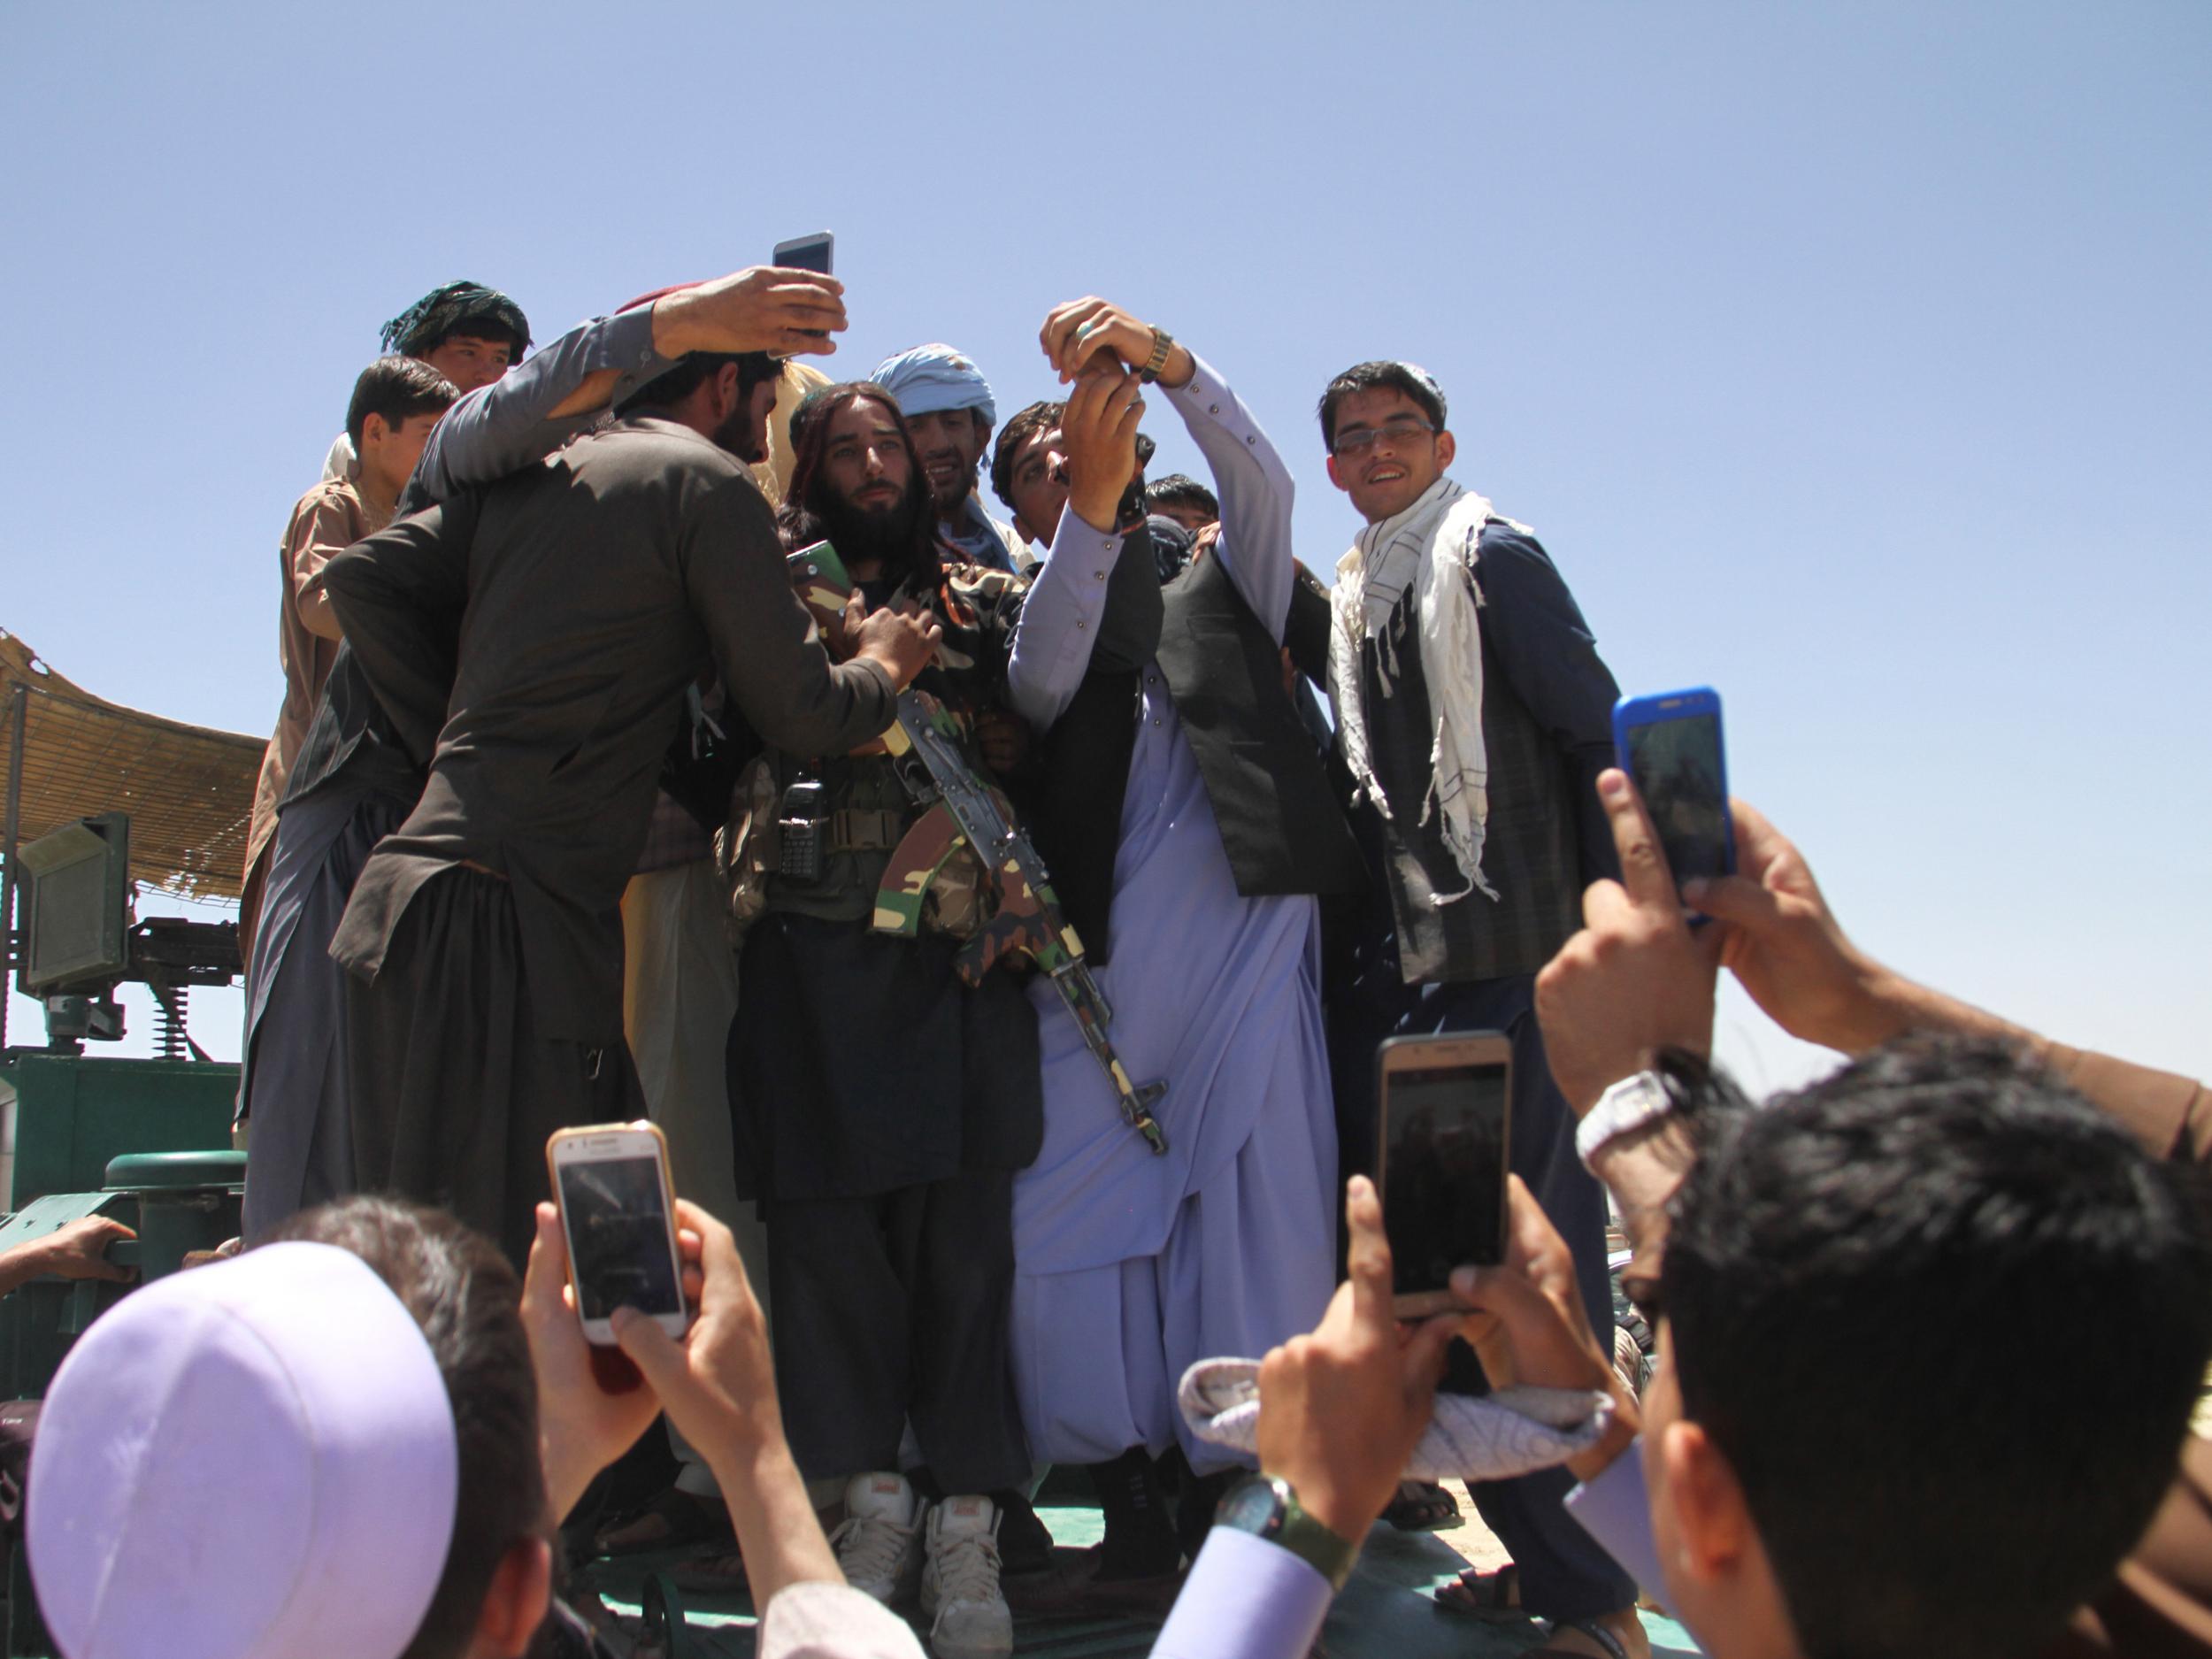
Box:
[1002,299,1359,1581]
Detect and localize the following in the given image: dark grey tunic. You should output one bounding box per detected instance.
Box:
[319,416,895,1261]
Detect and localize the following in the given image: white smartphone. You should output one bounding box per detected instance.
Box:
[545,1121,689,1345]
[772,230,834,274]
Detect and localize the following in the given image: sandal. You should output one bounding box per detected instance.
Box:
[1432,1561,1524,1620]
[1381,1479,1461,1532]
[592,1486,733,1557]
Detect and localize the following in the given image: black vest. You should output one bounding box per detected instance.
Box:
[1353,523,1584,986]
[1156,550,1366,898]
[1033,541,1364,964]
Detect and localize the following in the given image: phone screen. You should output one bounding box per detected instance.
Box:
[1623,710,1731,884]
[1382,1060,1509,1288]
[556,1154,681,1321]
[774,233,833,275]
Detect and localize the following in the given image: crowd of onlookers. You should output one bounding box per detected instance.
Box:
[13,268,2209,1659]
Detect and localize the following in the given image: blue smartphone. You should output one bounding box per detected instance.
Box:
[1611,687,1735,906]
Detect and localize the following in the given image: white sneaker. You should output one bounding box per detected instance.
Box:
[829,1472,923,1606]
[921,1494,1013,1659]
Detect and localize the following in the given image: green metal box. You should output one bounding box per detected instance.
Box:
[1,1055,239,1210]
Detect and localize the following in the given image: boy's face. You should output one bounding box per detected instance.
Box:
[1325,386,1455,524]
[360,411,444,492]
[1640,1322,1795,1657]
[419,332,513,394]
[1152,500,1215,535]
[1640,1325,1693,1605]
[1004,425,1068,545]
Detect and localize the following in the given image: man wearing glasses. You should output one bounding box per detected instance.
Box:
[1319,362,1641,1659]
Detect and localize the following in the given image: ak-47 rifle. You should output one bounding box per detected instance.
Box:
[787,541,1168,1155]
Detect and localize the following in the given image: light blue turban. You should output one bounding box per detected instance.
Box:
[869,342,997,426]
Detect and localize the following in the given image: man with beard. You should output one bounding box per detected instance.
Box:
[726,381,1036,1659]
[869,344,1026,572]
[312,329,937,1272]
[238,266,849,1248]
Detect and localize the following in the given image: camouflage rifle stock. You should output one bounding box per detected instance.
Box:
[786,541,1169,1156]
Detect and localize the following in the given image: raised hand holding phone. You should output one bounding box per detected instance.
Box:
[1533,768,1723,1116]
[648,265,847,360]
[545,1122,689,1346]
[1374,1033,1513,1317]
[770,232,835,353]
[1609,686,1735,911]
[772,231,833,274]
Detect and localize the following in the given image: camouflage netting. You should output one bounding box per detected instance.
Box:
[0,627,260,902]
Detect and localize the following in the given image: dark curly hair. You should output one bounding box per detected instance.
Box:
[777,382,941,589]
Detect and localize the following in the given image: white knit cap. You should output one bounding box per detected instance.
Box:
[28,1241,460,1659]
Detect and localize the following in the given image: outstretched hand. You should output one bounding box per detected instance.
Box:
[40,1216,136,1283]
[1038,296,1194,388]
[1535,769,1722,1115]
[1255,1176,1460,1540]
[652,266,849,360]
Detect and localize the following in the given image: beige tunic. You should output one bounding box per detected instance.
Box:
[244,474,395,880]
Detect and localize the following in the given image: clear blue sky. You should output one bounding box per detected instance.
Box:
[4,3,2206,1087]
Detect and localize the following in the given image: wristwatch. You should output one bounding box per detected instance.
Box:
[1575,1069,1676,1172]
[1137,326,1174,383]
[1214,1474,1361,1592]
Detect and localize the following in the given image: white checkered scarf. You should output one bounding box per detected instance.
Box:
[1328,475,1501,904]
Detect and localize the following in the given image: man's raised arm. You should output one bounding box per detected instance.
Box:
[1038,297,1296,638]
[1004,368,1152,730]
[409,266,849,507]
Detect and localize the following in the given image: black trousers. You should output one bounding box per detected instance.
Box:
[345,866,644,1269]
[764,1168,1032,1497]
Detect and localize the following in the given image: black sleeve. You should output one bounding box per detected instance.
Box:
[1477,525,1623,885]
[1087,523,1169,675]
[318,491,486,767]
[1285,563,1333,686]
[681,477,895,757]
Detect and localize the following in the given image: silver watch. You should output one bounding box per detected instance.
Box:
[1575,1070,1675,1171]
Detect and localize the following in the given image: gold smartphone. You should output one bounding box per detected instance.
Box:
[1374,1033,1513,1318]
[544,1121,688,1346]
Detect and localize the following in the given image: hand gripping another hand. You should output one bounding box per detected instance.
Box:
[1058,365,1148,533]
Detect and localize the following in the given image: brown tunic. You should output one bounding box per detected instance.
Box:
[245,473,395,879]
